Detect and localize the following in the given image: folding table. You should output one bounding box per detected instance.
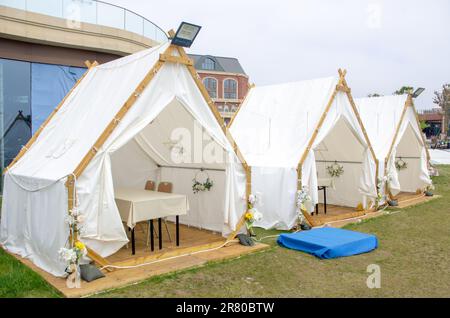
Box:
[114,187,189,254]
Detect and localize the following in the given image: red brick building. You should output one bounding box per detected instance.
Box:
[188,54,250,125]
[418,108,445,138]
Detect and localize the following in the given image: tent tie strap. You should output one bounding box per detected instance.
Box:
[91,147,99,154]
[134,92,141,97]
[113,118,121,124]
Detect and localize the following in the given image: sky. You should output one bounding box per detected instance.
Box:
[107,0,450,110]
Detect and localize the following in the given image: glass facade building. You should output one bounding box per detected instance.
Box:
[0,58,85,189]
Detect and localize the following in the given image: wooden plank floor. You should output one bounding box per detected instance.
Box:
[7,223,269,298]
[107,222,225,264]
[310,204,366,226]
[393,192,440,209]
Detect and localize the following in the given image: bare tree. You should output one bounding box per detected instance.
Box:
[433,84,450,135]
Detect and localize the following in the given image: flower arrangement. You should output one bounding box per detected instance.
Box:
[59,241,87,267]
[60,201,86,288]
[375,173,393,207]
[192,170,214,194]
[244,194,262,236]
[395,158,407,171]
[326,162,344,178]
[58,240,87,289]
[296,186,312,225]
[296,186,312,212]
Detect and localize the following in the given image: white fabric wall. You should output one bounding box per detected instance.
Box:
[111,142,228,233]
[251,167,298,230]
[314,116,366,207]
[230,77,338,168]
[0,175,68,276]
[111,139,159,190]
[160,167,226,233]
[316,162,365,207]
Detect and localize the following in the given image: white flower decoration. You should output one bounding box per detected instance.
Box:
[248,194,256,205]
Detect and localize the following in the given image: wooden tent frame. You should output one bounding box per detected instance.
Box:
[384,94,431,200]
[226,83,255,129]
[5,31,252,270]
[296,69,379,227]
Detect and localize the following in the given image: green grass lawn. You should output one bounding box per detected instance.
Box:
[1,166,450,298]
[0,249,61,298]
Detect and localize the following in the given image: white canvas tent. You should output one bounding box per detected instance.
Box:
[229,71,378,229]
[355,94,432,199]
[0,42,250,277]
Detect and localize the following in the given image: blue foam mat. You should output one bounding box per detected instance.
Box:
[277,227,378,259]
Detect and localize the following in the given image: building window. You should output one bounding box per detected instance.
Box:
[0,59,85,191]
[31,63,85,133]
[203,77,217,98]
[202,58,215,71]
[0,59,32,179]
[224,79,237,99]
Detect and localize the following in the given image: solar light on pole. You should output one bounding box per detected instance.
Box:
[171,22,202,48]
[412,87,425,98]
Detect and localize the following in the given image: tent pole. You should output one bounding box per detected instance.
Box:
[70,48,172,179]
[384,96,411,200]
[384,94,431,200]
[385,96,411,169]
[294,71,345,226]
[297,73,344,169]
[296,167,317,227]
[4,61,98,174]
[338,70,380,209]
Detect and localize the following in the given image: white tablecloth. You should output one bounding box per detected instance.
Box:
[114,188,189,228]
[317,178,335,189]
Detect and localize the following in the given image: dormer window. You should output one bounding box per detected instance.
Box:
[202,58,215,70]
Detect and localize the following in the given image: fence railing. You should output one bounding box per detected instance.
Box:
[0,0,168,43]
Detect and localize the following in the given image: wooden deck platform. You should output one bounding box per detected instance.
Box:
[392,192,441,209]
[315,192,442,228]
[309,204,367,227]
[7,223,269,298]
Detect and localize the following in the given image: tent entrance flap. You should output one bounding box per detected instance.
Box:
[314,116,366,208]
[110,98,229,234]
[393,123,427,194]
